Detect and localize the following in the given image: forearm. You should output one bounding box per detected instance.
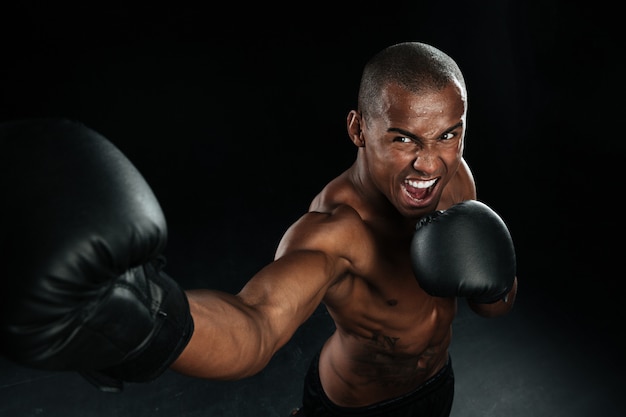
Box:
[170,289,277,380]
[169,250,342,380]
[468,276,518,318]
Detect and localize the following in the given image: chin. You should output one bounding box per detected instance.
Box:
[400,202,440,220]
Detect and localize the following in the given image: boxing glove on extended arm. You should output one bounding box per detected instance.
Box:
[0,118,194,391]
[410,200,516,304]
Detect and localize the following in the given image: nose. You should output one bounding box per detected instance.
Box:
[412,146,439,176]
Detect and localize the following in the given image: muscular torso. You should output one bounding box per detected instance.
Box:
[320,238,456,406]
[299,163,471,407]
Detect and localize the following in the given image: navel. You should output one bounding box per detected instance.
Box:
[386,299,398,306]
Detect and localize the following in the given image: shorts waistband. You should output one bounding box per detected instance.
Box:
[310,354,453,416]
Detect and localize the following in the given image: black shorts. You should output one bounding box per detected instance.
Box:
[291,353,454,417]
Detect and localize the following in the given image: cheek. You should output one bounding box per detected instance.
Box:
[366,148,407,184]
[446,149,463,163]
[377,148,415,174]
[440,141,464,162]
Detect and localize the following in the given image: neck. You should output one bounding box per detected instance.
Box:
[347,157,418,234]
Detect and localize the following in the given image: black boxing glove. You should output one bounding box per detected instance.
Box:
[410,200,516,304]
[0,118,194,392]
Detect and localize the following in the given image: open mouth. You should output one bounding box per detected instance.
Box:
[403,178,438,201]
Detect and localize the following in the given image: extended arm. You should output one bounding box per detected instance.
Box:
[172,247,348,379]
[0,119,350,392]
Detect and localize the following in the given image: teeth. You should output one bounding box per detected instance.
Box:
[407,178,437,189]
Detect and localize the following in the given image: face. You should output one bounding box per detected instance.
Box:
[349,81,467,218]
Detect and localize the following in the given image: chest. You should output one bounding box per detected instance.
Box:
[324,215,456,337]
[324,262,456,357]
[325,236,443,325]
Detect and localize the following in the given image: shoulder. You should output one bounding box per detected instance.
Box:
[275,168,374,262]
[275,204,369,260]
[438,158,477,210]
[455,158,477,199]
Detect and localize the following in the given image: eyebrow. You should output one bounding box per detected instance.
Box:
[387,121,464,141]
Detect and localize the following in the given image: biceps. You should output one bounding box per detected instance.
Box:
[237,250,346,346]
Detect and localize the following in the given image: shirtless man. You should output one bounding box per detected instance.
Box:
[1,42,517,417]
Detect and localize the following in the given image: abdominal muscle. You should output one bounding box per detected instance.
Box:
[318,280,457,407]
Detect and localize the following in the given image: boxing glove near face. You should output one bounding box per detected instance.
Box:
[0,119,193,390]
[410,200,516,304]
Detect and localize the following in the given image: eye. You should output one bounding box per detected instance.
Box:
[439,132,456,141]
[394,136,413,144]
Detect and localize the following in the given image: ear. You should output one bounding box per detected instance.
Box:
[346,110,365,147]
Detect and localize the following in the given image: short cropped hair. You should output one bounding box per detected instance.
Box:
[358,42,467,119]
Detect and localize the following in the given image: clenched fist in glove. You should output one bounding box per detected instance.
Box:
[410,200,516,305]
[0,118,194,392]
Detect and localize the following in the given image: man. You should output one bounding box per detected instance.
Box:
[1,42,517,417]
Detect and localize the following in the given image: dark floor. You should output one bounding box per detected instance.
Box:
[1,286,623,417]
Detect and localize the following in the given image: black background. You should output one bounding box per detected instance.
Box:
[1,2,624,416]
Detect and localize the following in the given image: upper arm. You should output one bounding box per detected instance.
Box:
[237,207,359,348]
[173,210,359,379]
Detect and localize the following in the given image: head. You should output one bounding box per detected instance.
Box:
[347,41,468,218]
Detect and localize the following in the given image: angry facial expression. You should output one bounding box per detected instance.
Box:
[351,81,467,218]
